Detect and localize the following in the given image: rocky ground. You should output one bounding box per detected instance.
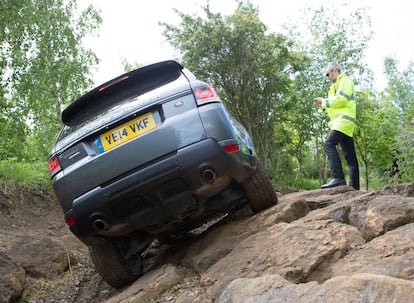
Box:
[1,183,414,303]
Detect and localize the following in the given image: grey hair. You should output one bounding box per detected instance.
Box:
[326,62,341,73]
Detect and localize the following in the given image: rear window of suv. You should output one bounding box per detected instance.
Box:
[62,61,184,127]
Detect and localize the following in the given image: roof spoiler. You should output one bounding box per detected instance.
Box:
[62,60,184,126]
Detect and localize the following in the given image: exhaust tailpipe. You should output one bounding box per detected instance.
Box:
[92,218,111,231]
[201,168,216,183]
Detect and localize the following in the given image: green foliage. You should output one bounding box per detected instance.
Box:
[283,4,374,186]
[269,152,320,190]
[121,57,144,72]
[394,128,414,182]
[0,159,50,189]
[161,1,306,166]
[0,0,102,160]
[307,5,373,83]
[354,88,398,189]
[160,1,407,189]
[382,57,414,183]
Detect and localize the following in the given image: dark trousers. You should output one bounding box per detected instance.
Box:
[324,130,360,190]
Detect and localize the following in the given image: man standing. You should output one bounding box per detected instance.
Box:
[314,62,359,190]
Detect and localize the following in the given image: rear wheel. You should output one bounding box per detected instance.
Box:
[88,239,144,288]
[242,165,278,213]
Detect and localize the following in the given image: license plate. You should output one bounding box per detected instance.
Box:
[96,112,157,153]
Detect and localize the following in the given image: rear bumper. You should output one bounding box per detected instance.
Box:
[67,138,252,245]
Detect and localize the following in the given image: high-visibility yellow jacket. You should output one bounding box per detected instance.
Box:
[321,73,356,137]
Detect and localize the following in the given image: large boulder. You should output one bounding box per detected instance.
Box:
[106,264,183,303]
[181,198,310,273]
[8,236,75,279]
[332,223,414,279]
[219,273,414,303]
[201,219,365,297]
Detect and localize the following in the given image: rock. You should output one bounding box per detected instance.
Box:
[219,273,414,303]
[284,186,361,210]
[201,219,365,298]
[380,182,414,196]
[105,264,183,303]
[4,183,414,303]
[8,236,74,279]
[298,192,414,240]
[175,293,213,303]
[362,196,414,240]
[0,252,26,303]
[181,198,310,273]
[332,223,414,280]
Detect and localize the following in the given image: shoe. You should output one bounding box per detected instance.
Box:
[321,178,346,189]
[349,184,360,190]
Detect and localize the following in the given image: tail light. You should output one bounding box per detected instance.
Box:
[223,143,240,153]
[193,85,217,103]
[66,214,75,227]
[47,155,61,175]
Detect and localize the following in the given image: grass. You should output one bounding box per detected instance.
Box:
[272,176,321,192]
[0,159,51,190]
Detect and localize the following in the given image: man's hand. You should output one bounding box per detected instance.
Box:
[314,97,323,107]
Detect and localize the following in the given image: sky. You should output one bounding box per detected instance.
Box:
[78,0,414,89]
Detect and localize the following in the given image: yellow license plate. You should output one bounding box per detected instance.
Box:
[96,112,157,153]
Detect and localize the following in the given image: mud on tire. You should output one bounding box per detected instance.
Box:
[89,239,143,289]
[242,164,278,213]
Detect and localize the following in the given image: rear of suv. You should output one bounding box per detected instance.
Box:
[48,60,277,288]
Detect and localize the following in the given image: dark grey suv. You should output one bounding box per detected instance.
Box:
[48,60,277,288]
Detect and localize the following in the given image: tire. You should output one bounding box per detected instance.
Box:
[88,239,143,288]
[242,165,278,213]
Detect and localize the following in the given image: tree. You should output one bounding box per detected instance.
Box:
[382,56,414,182]
[0,0,101,160]
[354,88,398,189]
[284,4,374,185]
[161,1,304,166]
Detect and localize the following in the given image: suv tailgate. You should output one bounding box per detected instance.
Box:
[52,64,207,211]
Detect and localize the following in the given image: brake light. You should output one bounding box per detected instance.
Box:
[66,214,75,227]
[223,143,240,153]
[47,156,61,174]
[194,86,216,100]
[99,75,129,92]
